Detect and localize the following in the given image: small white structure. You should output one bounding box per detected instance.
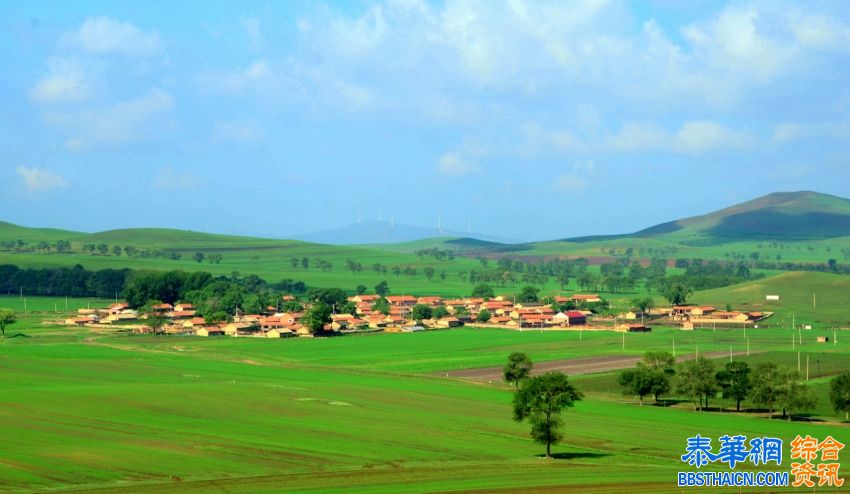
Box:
[766,295,780,301]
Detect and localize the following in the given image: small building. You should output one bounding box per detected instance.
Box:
[817,336,829,343]
[266,328,294,338]
[571,294,601,303]
[196,327,225,337]
[619,323,651,333]
[436,317,462,328]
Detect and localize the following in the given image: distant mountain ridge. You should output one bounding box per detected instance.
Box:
[563,191,850,242]
[293,220,520,245]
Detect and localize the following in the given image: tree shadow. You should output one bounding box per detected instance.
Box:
[7,333,30,338]
[536,452,611,460]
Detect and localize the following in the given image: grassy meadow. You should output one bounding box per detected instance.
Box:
[1,307,849,493]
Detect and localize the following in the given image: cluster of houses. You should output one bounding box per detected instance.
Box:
[63,293,618,337]
[664,305,769,329]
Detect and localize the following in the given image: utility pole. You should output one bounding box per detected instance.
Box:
[798,351,801,372]
[672,337,676,357]
[729,345,732,363]
[746,337,750,356]
[806,355,809,381]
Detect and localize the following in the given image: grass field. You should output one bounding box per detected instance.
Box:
[1,305,848,493]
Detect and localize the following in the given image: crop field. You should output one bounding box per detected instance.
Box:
[1,304,848,493]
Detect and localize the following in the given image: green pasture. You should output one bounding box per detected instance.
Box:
[1,314,849,493]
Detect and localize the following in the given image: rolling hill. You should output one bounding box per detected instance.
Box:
[566,191,850,242]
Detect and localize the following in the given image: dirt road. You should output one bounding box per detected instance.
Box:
[442,351,756,381]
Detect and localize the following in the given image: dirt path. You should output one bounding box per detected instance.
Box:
[442,351,758,381]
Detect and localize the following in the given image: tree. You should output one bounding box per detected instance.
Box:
[281,300,303,312]
[517,285,540,303]
[193,252,205,263]
[661,281,692,305]
[503,352,533,388]
[301,302,332,335]
[829,372,850,421]
[779,377,817,422]
[750,362,781,418]
[676,357,717,411]
[372,298,390,315]
[0,309,16,338]
[513,372,583,459]
[618,352,675,405]
[631,296,655,315]
[410,304,432,322]
[97,244,109,255]
[433,305,449,319]
[112,245,122,257]
[471,284,494,299]
[374,280,390,297]
[716,361,752,411]
[476,308,491,323]
[355,284,367,295]
[424,267,435,281]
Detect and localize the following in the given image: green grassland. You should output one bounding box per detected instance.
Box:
[690,271,850,328]
[1,308,849,493]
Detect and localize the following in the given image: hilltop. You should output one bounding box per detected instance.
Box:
[566,191,850,242]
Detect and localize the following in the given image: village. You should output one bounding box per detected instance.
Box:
[61,292,772,338]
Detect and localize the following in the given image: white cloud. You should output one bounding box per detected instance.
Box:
[243,17,264,50]
[553,160,595,192]
[197,59,272,93]
[608,120,755,154]
[46,88,174,149]
[63,17,162,57]
[30,58,93,103]
[16,167,68,192]
[438,152,481,177]
[213,120,266,143]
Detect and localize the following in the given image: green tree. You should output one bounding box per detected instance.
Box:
[716,361,752,411]
[503,352,533,388]
[301,302,332,335]
[424,267,435,281]
[112,245,122,256]
[630,296,655,315]
[513,372,583,459]
[193,252,205,263]
[662,282,692,305]
[476,308,491,323]
[372,298,390,316]
[676,357,717,411]
[410,304,433,322]
[0,309,17,338]
[374,280,390,297]
[750,362,782,418]
[432,305,449,319]
[517,285,539,303]
[829,372,850,421]
[281,300,303,312]
[618,351,675,405]
[355,284,367,295]
[471,284,494,299]
[779,376,817,422]
[97,244,109,255]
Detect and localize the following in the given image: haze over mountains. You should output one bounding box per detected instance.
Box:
[2,191,849,247]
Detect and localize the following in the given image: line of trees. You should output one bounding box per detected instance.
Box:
[617,353,833,421]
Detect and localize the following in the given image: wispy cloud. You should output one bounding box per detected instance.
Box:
[16,167,68,192]
[153,166,202,191]
[61,16,162,57]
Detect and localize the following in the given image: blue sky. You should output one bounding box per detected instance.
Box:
[2,0,849,241]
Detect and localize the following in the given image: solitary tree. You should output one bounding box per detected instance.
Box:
[716,361,752,411]
[0,309,17,338]
[193,252,205,263]
[355,284,367,295]
[513,372,583,459]
[503,352,533,388]
[779,377,817,422]
[829,372,850,421]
